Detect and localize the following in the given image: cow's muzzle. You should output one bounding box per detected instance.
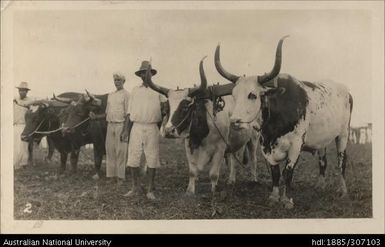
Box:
[230,119,250,131]
[164,126,179,138]
[61,126,74,135]
[21,134,31,142]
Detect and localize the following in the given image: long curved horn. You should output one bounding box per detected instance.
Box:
[53,93,72,104]
[189,56,208,97]
[85,89,97,101]
[85,89,102,106]
[215,44,240,83]
[47,100,69,108]
[36,100,50,108]
[257,35,289,85]
[144,64,169,97]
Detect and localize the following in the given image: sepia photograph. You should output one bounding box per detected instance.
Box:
[1,1,384,234]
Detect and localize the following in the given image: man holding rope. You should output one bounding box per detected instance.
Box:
[13,81,35,169]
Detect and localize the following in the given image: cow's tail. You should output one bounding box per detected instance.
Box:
[348,93,353,128]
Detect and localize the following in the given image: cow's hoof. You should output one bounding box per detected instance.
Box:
[267,194,280,206]
[336,187,348,196]
[92,174,100,180]
[339,192,348,199]
[211,206,223,217]
[211,204,223,217]
[226,179,236,185]
[315,177,326,190]
[219,190,228,201]
[44,157,52,164]
[249,177,259,183]
[281,196,294,209]
[146,192,157,200]
[337,189,348,199]
[184,191,195,198]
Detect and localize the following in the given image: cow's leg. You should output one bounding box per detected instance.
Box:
[209,146,226,215]
[210,148,225,195]
[335,135,349,197]
[227,153,236,185]
[223,153,235,199]
[70,149,80,173]
[268,164,280,205]
[281,159,298,209]
[184,140,201,196]
[281,141,302,209]
[59,152,68,174]
[92,145,103,180]
[45,137,55,163]
[27,141,34,166]
[316,148,327,189]
[186,160,198,195]
[247,139,258,183]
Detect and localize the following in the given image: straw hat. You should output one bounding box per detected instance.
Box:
[135,61,157,77]
[16,81,30,91]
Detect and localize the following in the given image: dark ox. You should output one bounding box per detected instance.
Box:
[144,57,259,203]
[15,101,55,165]
[21,92,82,171]
[215,36,353,208]
[60,91,107,180]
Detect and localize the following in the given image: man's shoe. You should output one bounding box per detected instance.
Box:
[146,192,156,200]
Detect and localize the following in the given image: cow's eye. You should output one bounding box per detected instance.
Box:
[248,92,257,100]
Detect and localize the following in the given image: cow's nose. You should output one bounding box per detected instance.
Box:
[62,127,71,135]
[230,118,242,130]
[165,126,177,137]
[231,118,240,123]
[21,135,29,142]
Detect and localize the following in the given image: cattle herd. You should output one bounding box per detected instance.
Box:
[17,36,359,210]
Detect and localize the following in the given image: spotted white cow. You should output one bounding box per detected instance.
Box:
[214,36,353,208]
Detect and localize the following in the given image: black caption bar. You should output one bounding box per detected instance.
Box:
[0,234,384,247]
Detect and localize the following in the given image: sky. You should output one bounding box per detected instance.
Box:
[11,5,374,126]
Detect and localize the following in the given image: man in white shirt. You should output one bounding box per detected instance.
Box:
[89,73,129,182]
[122,61,167,200]
[13,82,34,168]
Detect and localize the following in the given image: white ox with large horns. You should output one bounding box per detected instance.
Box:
[215,36,353,208]
[144,58,260,209]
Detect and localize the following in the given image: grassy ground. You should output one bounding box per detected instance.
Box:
[14,139,372,219]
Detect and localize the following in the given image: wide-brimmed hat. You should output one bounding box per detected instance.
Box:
[16,81,30,91]
[135,61,157,77]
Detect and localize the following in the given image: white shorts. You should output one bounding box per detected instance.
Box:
[126,123,160,169]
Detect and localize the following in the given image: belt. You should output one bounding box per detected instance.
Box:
[133,122,157,125]
[108,121,124,124]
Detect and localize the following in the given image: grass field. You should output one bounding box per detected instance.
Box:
[14,138,372,219]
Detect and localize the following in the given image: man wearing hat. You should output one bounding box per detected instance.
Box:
[122,61,168,200]
[13,82,35,168]
[89,72,129,182]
